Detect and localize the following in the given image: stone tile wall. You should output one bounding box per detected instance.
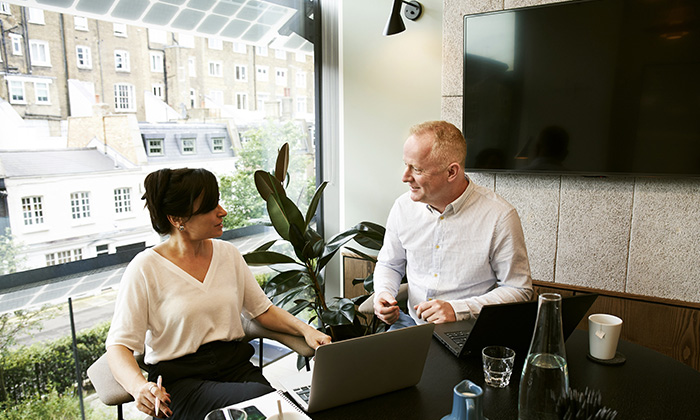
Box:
[442,0,700,303]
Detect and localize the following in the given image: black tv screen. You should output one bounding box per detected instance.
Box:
[463,0,700,176]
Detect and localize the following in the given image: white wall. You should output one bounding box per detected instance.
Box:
[323,0,443,298]
[339,0,444,228]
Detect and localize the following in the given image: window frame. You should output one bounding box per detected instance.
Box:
[147,138,164,156]
[8,79,26,104]
[180,137,196,155]
[114,83,136,112]
[150,51,164,72]
[29,39,51,67]
[34,80,50,104]
[9,34,22,56]
[21,196,44,226]
[114,50,131,72]
[76,45,92,69]
[208,60,222,77]
[70,191,91,220]
[113,187,132,214]
[74,16,88,31]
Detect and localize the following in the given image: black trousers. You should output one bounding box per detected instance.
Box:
[147,340,274,420]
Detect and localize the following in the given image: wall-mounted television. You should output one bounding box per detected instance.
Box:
[463,0,699,177]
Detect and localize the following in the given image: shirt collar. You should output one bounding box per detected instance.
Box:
[425,173,473,215]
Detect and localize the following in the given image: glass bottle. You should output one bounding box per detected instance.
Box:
[518,293,569,420]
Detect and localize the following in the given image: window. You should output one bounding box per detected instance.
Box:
[208,38,222,50]
[147,138,164,155]
[114,188,132,214]
[207,90,223,107]
[257,92,269,111]
[27,8,44,24]
[256,45,268,56]
[257,66,269,82]
[295,52,306,63]
[76,45,92,69]
[208,61,222,77]
[296,96,307,114]
[152,84,164,99]
[10,34,21,55]
[179,33,195,48]
[275,49,286,60]
[148,28,166,44]
[8,80,25,104]
[235,65,247,82]
[236,93,248,110]
[190,89,196,107]
[233,42,246,53]
[113,23,127,37]
[276,68,288,86]
[46,249,82,266]
[211,137,224,153]
[22,196,44,226]
[0,3,10,14]
[96,244,109,256]
[114,83,135,111]
[296,71,307,88]
[74,16,88,31]
[181,137,196,154]
[34,81,50,104]
[188,57,196,77]
[29,40,51,66]
[114,50,130,72]
[70,192,91,220]
[150,51,164,72]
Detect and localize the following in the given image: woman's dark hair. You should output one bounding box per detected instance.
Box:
[142,168,220,235]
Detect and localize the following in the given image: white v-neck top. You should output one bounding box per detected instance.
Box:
[106,239,272,365]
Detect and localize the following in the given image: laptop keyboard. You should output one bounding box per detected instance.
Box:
[293,385,312,402]
[445,330,470,346]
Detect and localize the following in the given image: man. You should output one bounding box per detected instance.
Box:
[373,121,532,328]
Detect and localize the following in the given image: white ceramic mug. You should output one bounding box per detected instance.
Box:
[588,314,623,360]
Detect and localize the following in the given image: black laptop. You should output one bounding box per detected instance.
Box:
[433,293,598,358]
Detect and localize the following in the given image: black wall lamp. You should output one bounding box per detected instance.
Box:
[383,0,423,36]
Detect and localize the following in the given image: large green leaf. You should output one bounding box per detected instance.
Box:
[321,298,356,326]
[264,270,306,295]
[252,240,277,252]
[274,143,290,184]
[288,223,308,261]
[254,170,287,202]
[304,181,328,227]
[344,247,378,263]
[243,250,300,266]
[267,193,306,242]
[352,221,386,250]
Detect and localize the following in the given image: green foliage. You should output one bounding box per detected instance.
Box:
[0,321,110,404]
[243,143,386,340]
[0,388,106,420]
[0,228,26,275]
[219,120,314,230]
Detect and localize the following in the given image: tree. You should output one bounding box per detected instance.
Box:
[219,120,314,230]
[0,229,25,276]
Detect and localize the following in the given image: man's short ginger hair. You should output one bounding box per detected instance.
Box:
[409,121,467,168]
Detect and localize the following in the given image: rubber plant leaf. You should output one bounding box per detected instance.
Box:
[304,181,328,227]
[254,170,287,202]
[352,221,386,250]
[243,250,300,266]
[267,193,305,242]
[264,270,306,295]
[274,143,290,184]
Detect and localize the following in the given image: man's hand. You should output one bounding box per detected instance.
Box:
[414,300,456,324]
[374,291,401,325]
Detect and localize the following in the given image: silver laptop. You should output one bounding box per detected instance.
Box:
[278,323,435,413]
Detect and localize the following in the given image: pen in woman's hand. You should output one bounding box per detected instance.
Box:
[155,375,162,416]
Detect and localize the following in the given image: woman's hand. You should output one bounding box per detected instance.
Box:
[303,326,332,349]
[134,380,172,418]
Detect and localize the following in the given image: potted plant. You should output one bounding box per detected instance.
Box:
[243,143,386,340]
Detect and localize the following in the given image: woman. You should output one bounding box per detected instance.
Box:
[106,168,330,419]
